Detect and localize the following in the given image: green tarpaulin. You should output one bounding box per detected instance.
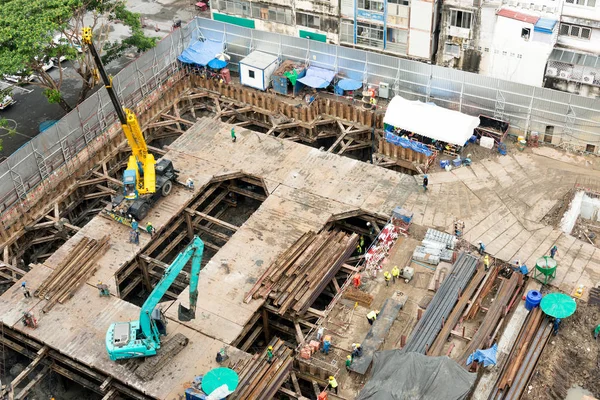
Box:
[284,69,298,85]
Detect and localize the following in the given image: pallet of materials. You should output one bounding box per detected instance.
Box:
[245,229,358,315]
[34,235,110,313]
[412,228,456,266]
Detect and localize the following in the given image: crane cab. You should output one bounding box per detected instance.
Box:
[123,169,138,199]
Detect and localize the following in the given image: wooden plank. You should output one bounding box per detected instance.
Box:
[185,209,239,232]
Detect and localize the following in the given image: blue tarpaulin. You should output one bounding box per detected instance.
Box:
[384,131,433,157]
[178,40,223,66]
[298,66,336,88]
[534,18,557,34]
[207,58,228,69]
[337,78,362,91]
[466,343,498,367]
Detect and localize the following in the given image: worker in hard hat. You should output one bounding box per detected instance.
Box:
[146,221,155,236]
[383,271,391,287]
[391,266,400,284]
[594,323,600,340]
[322,338,331,355]
[366,310,379,325]
[21,282,31,299]
[266,345,274,363]
[97,281,110,297]
[483,254,490,272]
[353,273,361,289]
[478,240,486,255]
[345,355,352,371]
[327,376,338,394]
[351,343,363,358]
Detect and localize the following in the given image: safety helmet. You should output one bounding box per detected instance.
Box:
[478,240,482,244]
[98,281,102,285]
[347,355,352,359]
[21,282,26,287]
[424,175,428,178]
[329,376,334,380]
[268,346,273,350]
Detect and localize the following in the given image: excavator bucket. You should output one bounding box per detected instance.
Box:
[178,303,195,322]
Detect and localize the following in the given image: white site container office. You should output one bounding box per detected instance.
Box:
[239,51,279,91]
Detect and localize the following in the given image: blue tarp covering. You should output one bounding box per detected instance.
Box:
[534,18,557,33]
[297,66,336,88]
[337,78,362,91]
[207,58,228,69]
[178,40,223,66]
[466,343,498,367]
[384,131,433,157]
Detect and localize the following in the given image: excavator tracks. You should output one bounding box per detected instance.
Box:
[133,333,190,381]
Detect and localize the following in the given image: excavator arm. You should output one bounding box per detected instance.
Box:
[81,27,156,199]
[139,236,204,344]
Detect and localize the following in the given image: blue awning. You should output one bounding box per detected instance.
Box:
[534,18,557,34]
[298,66,336,88]
[337,78,362,91]
[178,40,224,66]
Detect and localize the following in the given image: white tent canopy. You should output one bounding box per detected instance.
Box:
[383,96,480,146]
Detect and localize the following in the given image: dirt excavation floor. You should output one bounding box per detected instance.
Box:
[523,301,600,400]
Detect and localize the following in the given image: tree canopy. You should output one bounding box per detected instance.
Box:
[0,0,158,112]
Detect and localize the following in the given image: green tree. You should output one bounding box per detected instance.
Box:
[0,0,158,112]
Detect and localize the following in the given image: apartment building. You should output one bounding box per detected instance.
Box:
[210,0,340,43]
[543,0,600,97]
[340,0,441,61]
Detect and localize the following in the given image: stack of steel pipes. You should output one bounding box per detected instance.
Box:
[402,252,479,354]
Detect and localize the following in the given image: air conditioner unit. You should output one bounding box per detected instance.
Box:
[582,74,595,84]
[559,70,571,79]
[546,67,558,77]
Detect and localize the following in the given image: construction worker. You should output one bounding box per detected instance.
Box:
[322,338,331,355]
[327,376,338,394]
[383,271,391,287]
[22,312,37,329]
[366,310,379,325]
[345,355,352,371]
[550,245,559,259]
[131,218,139,232]
[97,281,110,297]
[231,127,237,142]
[423,175,429,191]
[186,177,195,189]
[352,273,361,289]
[266,345,274,363]
[391,266,400,284]
[366,221,376,236]
[594,324,600,340]
[483,255,490,271]
[553,318,561,336]
[21,282,31,298]
[351,343,363,358]
[146,222,155,236]
[478,241,486,255]
[356,240,362,255]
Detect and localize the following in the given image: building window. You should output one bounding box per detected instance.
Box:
[358,0,385,11]
[521,27,531,40]
[388,0,410,5]
[248,70,255,78]
[565,0,596,6]
[297,12,321,29]
[357,21,384,48]
[341,21,354,44]
[445,43,461,57]
[250,3,292,24]
[450,10,472,29]
[216,0,251,17]
[559,23,592,39]
[544,126,554,143]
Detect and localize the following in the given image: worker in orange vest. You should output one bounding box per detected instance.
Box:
[353,273,361,289]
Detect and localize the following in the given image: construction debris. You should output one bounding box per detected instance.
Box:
[402,252,479,354]
[230,338,293,399]
[342,286,374,307]
[34,235,110,313]
[245,229,358,315]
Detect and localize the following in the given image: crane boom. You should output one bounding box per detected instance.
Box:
[81,27,156,199]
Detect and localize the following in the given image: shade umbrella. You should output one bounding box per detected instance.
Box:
[540,293,577,319]
[215,52,231,62]
[201,367,239,395]
[208,58,228,69]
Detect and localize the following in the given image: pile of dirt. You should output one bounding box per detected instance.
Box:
[522,301,600,400]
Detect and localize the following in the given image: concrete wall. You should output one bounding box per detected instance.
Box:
[409,0,434,59]
[581,194,600,222]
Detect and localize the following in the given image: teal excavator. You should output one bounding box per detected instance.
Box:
[105,237,204,375]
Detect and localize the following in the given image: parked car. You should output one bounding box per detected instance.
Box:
[3,73,35,84]
[0,95,15,110]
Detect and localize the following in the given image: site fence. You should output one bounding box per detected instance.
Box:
[2,17,600,222]
[0,23,194,223]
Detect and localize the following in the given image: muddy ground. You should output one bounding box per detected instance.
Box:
[522,301,600,400]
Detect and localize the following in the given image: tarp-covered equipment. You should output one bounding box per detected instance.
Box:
[298,66,336,88]
[466,343,498,367]
[178,40,224,66]
[384,131,433,157]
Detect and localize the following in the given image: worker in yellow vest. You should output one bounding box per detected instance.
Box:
[383,271,391,287]
[391,266,400,284]
[483,255,490,271]
[327,376,338,394]
[366,310,379,325]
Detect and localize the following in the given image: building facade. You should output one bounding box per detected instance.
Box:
[543,0,600,97]
[340,0,440,61]
[210,0,340,44]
